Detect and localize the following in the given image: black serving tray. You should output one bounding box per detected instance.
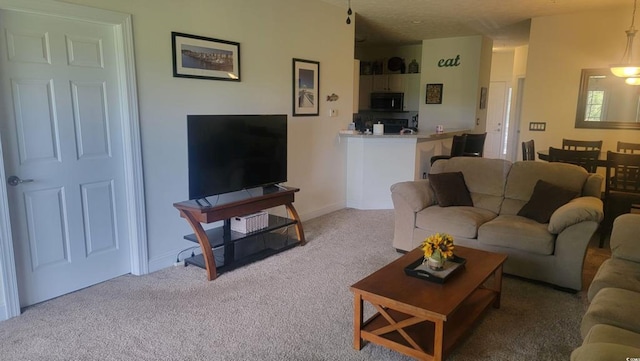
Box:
[404,255,466,284]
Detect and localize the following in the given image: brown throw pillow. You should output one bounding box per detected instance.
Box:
[517,180,579,223]
[428,172,473,207]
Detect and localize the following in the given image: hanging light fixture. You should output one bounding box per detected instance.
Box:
[625,77,640,85]
[611,0,640,77]
[346,0,352,25]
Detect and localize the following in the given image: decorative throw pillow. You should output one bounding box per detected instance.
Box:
[428,172,473,207]
[518,179,579,223]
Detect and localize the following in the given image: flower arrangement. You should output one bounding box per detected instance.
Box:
[421,233,454,270]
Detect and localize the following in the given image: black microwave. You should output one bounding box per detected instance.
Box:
[370,92,404,111]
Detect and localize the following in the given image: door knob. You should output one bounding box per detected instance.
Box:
[7,176,34,186]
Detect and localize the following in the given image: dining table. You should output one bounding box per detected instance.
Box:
[536,149,609,168]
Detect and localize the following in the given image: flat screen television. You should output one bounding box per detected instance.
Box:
[187,114,287,200]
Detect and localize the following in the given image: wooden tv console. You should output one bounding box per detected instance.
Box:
[173,186,305,280]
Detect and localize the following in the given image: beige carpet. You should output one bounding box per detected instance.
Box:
[0,208,608,360]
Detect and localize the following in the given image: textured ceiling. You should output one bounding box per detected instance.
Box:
[316,0,631,49]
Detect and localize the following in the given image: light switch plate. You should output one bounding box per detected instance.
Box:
[529,122,546,131]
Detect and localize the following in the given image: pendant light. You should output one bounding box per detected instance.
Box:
[626,77,640,85]
[346,0,352,25]
[611,0,640,77]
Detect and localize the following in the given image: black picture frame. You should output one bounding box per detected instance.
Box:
[171,32,240,81]
[479,87,488,109]
[292,58,320,116]
[426,83,443,104]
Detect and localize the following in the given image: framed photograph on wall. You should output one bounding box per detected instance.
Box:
[479,87,488,109]
[171,32,240,81]
[426,83,443,104]
[292,58,320,116]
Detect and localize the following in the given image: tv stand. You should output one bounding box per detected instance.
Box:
[173,186,305,280]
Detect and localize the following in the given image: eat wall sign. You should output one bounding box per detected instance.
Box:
[438,55,461,67]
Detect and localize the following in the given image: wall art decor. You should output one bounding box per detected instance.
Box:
[292,58,320,116]
[425,83,443,104]
[171,32,240,81]
[479,86,488,109]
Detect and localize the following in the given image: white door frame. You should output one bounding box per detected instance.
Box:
[0,0,147,320]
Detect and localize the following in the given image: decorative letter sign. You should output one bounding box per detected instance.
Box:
[437,55,461,67]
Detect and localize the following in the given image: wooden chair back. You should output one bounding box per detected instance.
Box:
[617,141,640,154]
[522,140,535,161]
[562,139,602,151]
[463,132,486,157]
[548,147,600,173]
[606,151,640,194]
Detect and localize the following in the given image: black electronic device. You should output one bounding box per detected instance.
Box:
[187,114,287,200]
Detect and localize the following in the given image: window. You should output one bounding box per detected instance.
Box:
[584,90,605,122]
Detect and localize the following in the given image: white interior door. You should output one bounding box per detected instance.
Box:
[485,81,509,159]
[0,10,131,307]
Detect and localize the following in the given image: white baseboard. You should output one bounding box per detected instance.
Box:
[0,304,7,321]
[299,201,345,221]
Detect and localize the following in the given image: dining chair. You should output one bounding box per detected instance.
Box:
[462,132,487,157]
[430,132,486,165]
[562,139,603,151]
[522,139,535,161]
[599,151,640,247]
[547,147,600,173]
[617,141,640,154]
[430,134,467,165]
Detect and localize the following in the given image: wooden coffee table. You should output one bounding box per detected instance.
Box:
[350,246,507,361]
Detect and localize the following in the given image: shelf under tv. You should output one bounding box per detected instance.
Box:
[173,186,305,280]
[182,215,300,275]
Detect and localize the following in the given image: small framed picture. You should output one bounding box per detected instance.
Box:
[426,83,443,104]
[171,32,240,81]
[479,87,488,109]
[292,58,320,116]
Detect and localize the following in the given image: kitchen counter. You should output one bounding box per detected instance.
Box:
[338,128,468,140]
[342,129,471,209]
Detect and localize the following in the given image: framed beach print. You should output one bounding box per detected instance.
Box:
[171,32,240,81]
[292,58,320,116]
[426,83,443,104]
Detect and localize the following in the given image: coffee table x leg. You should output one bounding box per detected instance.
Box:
[353,294,446,360]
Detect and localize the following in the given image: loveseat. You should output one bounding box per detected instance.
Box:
[390,157,604,291]
[571,213,640,360]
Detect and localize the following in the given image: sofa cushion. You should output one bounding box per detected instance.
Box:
[501,161,588,215]
[582,324,640,349]
[416,206,497,239]
[587,258,640,302]
[570,343,640,361]
[477,214,555,255]
[517,180,578,223]
[581,287,640,337]
[430,157,511,214]
[611,214,640,263]
[428,172,473,207]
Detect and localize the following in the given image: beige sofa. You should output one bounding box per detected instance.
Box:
[572,213,640,360]
[390,157,604,291]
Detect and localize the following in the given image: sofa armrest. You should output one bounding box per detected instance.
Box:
[548,196,603,234]
[611,214,640,263]
[389,180,435,212]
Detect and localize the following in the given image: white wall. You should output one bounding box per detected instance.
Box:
[58,0,355,270]
[419,35,492,133]
[520,7,638,157]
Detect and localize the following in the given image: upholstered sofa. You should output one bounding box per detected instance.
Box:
[390,157,604,291]
[572,213,640,360]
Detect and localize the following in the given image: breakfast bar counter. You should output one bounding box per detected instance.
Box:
[340,129,469,210]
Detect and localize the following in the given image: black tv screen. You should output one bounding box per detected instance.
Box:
[187,114,287,199]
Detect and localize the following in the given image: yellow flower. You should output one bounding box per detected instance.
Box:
[421,233,454,260]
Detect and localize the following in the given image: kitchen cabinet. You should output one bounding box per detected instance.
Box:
[358,73,421,111]
[371,74,405,92]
